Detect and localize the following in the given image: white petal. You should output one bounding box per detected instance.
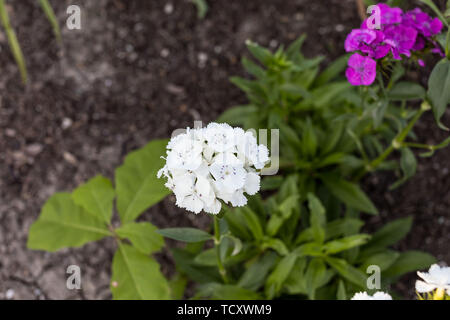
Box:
[181,195,204,214]
[244,172,260,195]
[230,190,247,207]
[415,280,437,293]
[204,199,222,214]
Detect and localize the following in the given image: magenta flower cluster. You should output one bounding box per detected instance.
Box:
[345,4,444,86]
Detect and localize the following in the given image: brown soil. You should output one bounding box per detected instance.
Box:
[0,0,448,300]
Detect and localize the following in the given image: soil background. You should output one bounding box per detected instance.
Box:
[0,0,448,300]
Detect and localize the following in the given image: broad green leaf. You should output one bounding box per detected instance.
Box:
[216,105,258,126]
[115,139,170,223]
[111,244,170,300]
[359,217,412,259]
[307,193,326,244]
[383,250,436,278]
[157,227,212,243]
[238,252,278,291]
[320,173,378,215]
[193,248,216,267]
[265,252,298,299]
[323,234,371,255]
[72,175,115,224]
[427,59,450,127]
[242,57,266,78]
[27,193,110,252]
[302,119,318,157]
[388,82,426,101]
[325,256,367,288]
[115,222,164,255]
[305,258,326,300]
[360,250,400,272]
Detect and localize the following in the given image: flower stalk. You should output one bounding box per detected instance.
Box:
[356,101,430,180]
[214,216,229,284]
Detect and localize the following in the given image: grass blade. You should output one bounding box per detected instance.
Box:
[38,0,61,42]
[0,0,27,83]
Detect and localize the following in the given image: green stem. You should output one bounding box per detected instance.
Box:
[402,142,433,150]
[356,102,430,179]
[214,216,229,284]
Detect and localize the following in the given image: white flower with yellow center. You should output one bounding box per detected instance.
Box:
[415,264,450,299]
[158,122,269,214]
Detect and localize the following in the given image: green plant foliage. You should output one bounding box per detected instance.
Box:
[28,141,171,299]
[116,139,170,223]
[111,244,170,299]
[28,193,111,251]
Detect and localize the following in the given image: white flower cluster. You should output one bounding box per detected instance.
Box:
[415,264,450,296]
[158,123,269,214]
[351,291,392,300]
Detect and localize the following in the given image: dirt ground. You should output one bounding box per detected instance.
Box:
[0,0,448,300]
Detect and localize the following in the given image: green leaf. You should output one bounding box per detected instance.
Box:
[296,218,364,244]
[216,105,258,127]
[325,256,367,288]
[383,250,436,278]
[115,139,170,223]
[315,54,350,86]
[286,35,307,61]
[172,248,221,284]
[115,222,164,255]
[388,82,426,101]
[307,193,326,244]
[261,237,289,256]
[320,173,378,215]
[193,248,216,267]
[323,234,371,255]
[246,40,273,65]
[305,258,326,299]
[111,244,170,300]
[359,217,412,259]
[238,252,278,291]
[241,207,264,240]
[27,193,110,252]
[157,227,212,243]
[265,252,298,299]
[360,250,400,272]
[389,148,417,190]
[72,175,115,224]
[427,59,450,127]
[266,195,299,236]
[302,119,318,157]
[337,280,347,300]
[168,273,187,300]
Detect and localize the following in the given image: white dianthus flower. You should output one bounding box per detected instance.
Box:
[158,123,269,214]
[415,264,450,295]
[351,291,392,300]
